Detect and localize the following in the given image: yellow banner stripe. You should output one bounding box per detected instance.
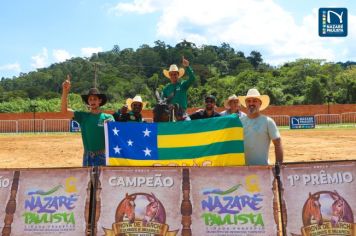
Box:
[157,127,243,148]
[108,153,245,166]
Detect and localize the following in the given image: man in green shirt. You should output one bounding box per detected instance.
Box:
[162,57,195,114]
[61,75,114,166]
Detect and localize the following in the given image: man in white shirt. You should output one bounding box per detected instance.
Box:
[220,94,247,118]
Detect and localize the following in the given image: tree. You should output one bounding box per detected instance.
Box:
[135,44,161,78]
[304,77,325,104]
[247,51,263,69]
[112,45,120,53]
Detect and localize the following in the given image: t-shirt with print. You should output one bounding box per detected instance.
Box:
[74,111,114,152]
[240,115,280,165]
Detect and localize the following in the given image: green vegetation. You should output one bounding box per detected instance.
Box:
[1,40,355,113]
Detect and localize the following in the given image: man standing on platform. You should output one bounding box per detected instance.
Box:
[162,56,195,119]
[61,75,114,166]
[239,88,283,165]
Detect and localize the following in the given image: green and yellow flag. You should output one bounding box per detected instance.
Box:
[105,115,245,166]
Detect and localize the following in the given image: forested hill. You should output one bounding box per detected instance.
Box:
[0,40,355,113]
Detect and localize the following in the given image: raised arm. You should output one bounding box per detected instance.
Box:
[61,75,74,114]
[181,56,195,88]
[182,56,189,67]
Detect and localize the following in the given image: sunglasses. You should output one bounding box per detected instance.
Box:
[205,100,215,103]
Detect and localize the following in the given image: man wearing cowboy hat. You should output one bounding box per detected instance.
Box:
[220,94,246,118]
[162,56,195,113]
[61,75,114,166]
[113,95,147,122]
[238,88,283,165]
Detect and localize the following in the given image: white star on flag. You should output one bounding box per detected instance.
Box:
[113,145,122,154]
[112,127,119,136]
[143,128,151,137]
[143,147,152,157]
[127,139,134,146]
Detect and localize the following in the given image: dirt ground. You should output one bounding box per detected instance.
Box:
[0,128,355,168]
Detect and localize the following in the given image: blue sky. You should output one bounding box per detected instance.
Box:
[1,0,355,78]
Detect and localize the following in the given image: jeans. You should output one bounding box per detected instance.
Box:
[83,150,106,166]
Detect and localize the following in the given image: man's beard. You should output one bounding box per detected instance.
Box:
[248,105,257,114]
[206,105,214,111]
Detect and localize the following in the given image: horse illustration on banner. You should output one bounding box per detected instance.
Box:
[115,193,136,223]
[104,192,178,236]
[297,190,355,236]
[143,193,166,225]
[302,192,323,226]
[330,190,353,226]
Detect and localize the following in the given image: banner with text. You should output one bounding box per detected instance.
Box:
[98,167,182,236]
[280,161,356,236]
[190,166,277,235]
[10,168,90,236]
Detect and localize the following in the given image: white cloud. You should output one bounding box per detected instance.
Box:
[0,63,21,72]
[113,0,356,64]
[31,48,48,69]
[53,49,73,63]
[81,47,103,57]
[110,0,167,14]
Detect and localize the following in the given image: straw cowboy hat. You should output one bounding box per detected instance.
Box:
[163,64,185,79]
[126,95,147,110]
[224,94,240,109]
[238,88,270,111]
[81,88,107,106]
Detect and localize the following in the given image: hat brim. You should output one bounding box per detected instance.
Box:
[224,98,239,109]
[81,94,107,106]
[238,95,270,111]
[126,98,147,111]
[163,68,185,79]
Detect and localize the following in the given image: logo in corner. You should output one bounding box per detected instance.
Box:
[319,8,348,37]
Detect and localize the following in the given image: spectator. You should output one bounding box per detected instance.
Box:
[114,95,147,122]
[61,75,114,166]
[113,105,128,121]
[189,95,221,120]
[238,88,283,165]
[220,94,247,118]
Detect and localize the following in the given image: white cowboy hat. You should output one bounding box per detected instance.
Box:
[224,94,240,109]
[238,88,270,111]
[126,95,147,110]
[163,64,185,79]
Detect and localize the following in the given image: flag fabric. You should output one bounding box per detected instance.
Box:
[105,115,245,166]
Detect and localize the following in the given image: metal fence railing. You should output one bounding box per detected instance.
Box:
[341,112,356,124]
[0,119,71,133]
[0,120,18,133]
[270,115,290,127]
[315,114,341,125]
[44,119,70,132]
[18,119,44,133]
[0,113,355,133]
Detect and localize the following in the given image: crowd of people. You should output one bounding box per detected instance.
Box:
[61,58,283,167]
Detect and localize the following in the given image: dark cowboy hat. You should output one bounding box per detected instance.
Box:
[81,88,107,106]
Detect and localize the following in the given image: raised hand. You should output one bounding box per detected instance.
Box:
[182,56,189,67]
[62,75,71,93]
